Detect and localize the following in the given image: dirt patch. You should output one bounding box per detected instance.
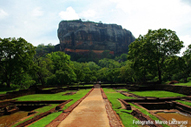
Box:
[63,92,76,95]
[156,112,191,126]
[168,80,179,84]
[0,111,29,127]
[118,100,126,109]
[118,99,131,110]
[9,112,36,127]
[120,91,143,98]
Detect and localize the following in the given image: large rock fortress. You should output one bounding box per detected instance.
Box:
[57,20,135,56]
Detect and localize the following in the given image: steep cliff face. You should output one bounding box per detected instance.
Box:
[57,20,135,55]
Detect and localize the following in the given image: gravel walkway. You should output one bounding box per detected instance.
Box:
[57,88,110,127]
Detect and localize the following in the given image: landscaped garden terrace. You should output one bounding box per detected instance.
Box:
[0,83,191,127]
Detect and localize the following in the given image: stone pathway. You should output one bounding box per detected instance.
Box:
[57,88,110,127]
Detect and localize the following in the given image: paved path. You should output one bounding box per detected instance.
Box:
[58,88,110,127]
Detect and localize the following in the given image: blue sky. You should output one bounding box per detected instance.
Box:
[0,0,191,54]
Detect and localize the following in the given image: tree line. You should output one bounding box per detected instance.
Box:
[0,28,191,89]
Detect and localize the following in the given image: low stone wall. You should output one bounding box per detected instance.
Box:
[0,86,93,100]
[173,101,191,114]
[118,99,131,110]
[100,88,107,99]
[161,85,191,95]
[126,84,191,95]
[0,89,35,100]
[16,107,55,127]
[131,109,162,127]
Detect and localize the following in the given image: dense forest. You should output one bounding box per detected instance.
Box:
[0,28,191,89]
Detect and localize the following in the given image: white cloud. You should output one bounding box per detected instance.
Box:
[1,0,191,47]
[108,0,191,39]
[59,7,79,20]
[32,7,44,17]
[79,9,96,19]
[179,35,191,54]
[0,1,59,46]
[0,9,8,19]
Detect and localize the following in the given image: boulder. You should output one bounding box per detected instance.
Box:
[57,20,135,55]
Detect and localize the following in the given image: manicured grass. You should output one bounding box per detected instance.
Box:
[130,91,186,98]
[103,88,135,109]
[35,104,58,113]
[103,88,170,127]
[176,100,191,107]
[116,88,130,92]
[70,84,94,87]
[28,112,61,127]
[0,88,19,94]
[103,88,138,127]
[13,89,91,127]
[0,91,9,94]
[173,81,191,86]
[78,84,94,87]
[101,84,111,86]
[42,87,58,90]
[62,89,91,110]
[115,109,138,127]
[15,90,77,101]
[113,83,126,85]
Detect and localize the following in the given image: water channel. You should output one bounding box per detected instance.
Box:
[157,112,191,126]
[0,111,29,127]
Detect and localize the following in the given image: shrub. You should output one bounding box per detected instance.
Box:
[187,77,191,81]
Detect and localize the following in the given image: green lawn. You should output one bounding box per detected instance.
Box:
[173,81,191,86]
[28,112,61,127]
[103,88,135,109]
[101,84,111,86]
[176,100,191,107]
[103,88,175,127]
[0,88,19,94]
[116,88,130,92]
[130,91,186,98]
[78,84,94,87]
[15,90,78,101]
[103,88,138,127]
[42,87,58,90]
[13,89,91,127]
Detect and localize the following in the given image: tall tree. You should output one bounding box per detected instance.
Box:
[128,29,184,83]
[119,61,135,83]
[180,44,191,82]
[46,51,70,73]
[98,58,120,68]
[46,51,76,85]
[32,56,53,86]
[0,37,36,87]
[35,43,55,57]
